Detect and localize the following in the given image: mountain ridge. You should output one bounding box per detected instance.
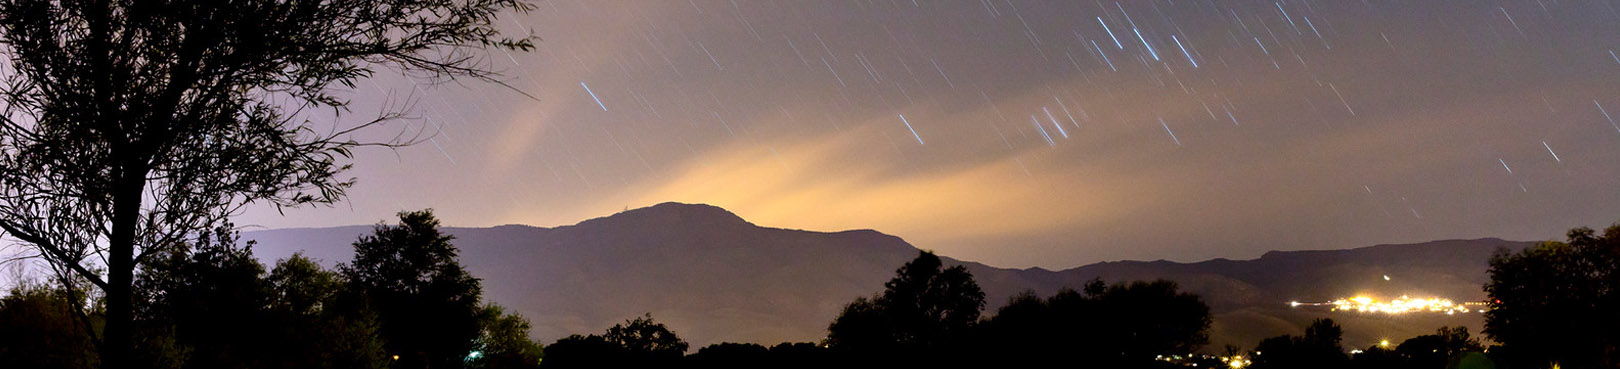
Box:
[243,202,1532,350]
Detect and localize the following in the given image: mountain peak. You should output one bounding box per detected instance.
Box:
[580,202,753,229]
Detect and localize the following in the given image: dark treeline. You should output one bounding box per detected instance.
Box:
[538,221,1620,369]
[5,216,1620,369]
[536,250,1215,369]
[0,210,544,369]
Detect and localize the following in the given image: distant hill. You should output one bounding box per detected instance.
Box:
[243,202,1533,350]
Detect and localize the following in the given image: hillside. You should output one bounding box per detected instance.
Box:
[244,202,1532,350]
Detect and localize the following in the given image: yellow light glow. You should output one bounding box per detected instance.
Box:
[1324,295,1473,315]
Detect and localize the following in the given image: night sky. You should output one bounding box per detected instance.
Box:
[238,0,1620,269]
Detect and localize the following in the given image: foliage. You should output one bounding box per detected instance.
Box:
[0,281,99,369]
[687,342,770,368]
[604,313,689,359]
[826,251,984,352]
[0,211,529,369]
[1087,279,1214,359]
[133,225,272,369]
[540,314,686,369]
[538,335,622,369]
[343,209,485,369]
[1484,223,1620,368]
[468,304,544,369]
[267,254,343,316]
[1394,326,1483,369]
[267,254,390,369]
[978,279,1212,367]
[0,0,535,364]
[133,225,389,369]
[1251,318,1347,369]
[1348,345,1405,369]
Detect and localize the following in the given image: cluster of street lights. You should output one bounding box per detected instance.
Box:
[1288,295,1484,315]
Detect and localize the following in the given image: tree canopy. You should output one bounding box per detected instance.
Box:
[826,250,985,353]
[0,0,534,366]
[1394,326,1483,369]
[6,211,532,369]
[604,313,690,359]
[344,209,485,369]
[978,279,1212,367]
[1485,222,1620,368]
[1251,318,1347,369]
[468,304,545,369]
[0,279,98,369]
[540,313,687,369]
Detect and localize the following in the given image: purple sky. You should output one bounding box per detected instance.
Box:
[237,0,1620,269]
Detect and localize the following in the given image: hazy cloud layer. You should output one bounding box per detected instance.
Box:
[239,0,1620,268]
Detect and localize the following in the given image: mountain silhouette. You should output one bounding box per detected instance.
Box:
[244,202,1531,349]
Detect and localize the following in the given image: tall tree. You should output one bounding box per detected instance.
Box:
[344,210,484,369]
[0,0,534,366]
[1485,223,1620,368]
[826,251,985,352]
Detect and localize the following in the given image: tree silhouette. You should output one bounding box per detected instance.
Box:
[1485,222,1620,368]
[1394,326,1483,369]
[687,343,769,369]
[824,297,891,350]
[604,313,690,360]
[976,290,1064,363]
[1251,318,1347,369]
[468,304,544,369]
[826,250,985,354]
[133,224,389,369]
[0,280,98,369]
[1089,279,1213,362]
[978,279,1211,367]
[343,209,484,369]
[0,0,534,365]
[267,254,390,369]
[1348,345,1404,369]
[538,335,621,369]
[539,313,687,369]
[132,224,273,369]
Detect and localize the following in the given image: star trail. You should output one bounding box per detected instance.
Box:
[240,0,1620,269]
